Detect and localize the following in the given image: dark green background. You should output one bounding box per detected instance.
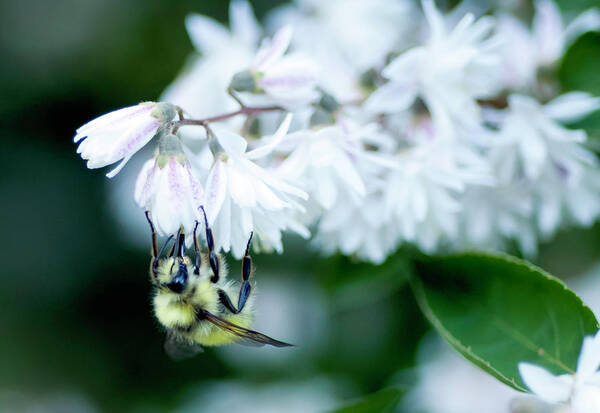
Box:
[0,0,599,411]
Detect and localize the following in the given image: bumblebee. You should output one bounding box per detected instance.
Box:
[145,208,292,359]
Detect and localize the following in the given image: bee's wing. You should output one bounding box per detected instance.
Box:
[199,309,294,348]
[164,331,204,360]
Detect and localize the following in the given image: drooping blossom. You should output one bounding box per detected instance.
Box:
[74,102,175,177]
[134,135,204,237]
[204,114,309,257]
[231,26,319,106]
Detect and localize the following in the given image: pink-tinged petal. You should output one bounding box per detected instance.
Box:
[253,25,293,71]
[74,104,154,142]
[204,160,228,225]
[246,114,292,160]
[106,154,133,178]
[134,158,156,206]
[185,164,204,212]
[113,119,161,160]
[518,363,573,403]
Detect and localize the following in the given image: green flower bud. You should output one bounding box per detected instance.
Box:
[230,70,257,93]
[151,102,177,123]
[318,92,340,113]
[310,108,335,127]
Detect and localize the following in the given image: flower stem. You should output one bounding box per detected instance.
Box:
[171,105,284,128]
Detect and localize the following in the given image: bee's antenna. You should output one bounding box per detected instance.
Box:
[145,211,158,258]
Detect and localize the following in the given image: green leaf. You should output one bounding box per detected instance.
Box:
[559,33,600,141]
[410,252,598,391]
[330,388,403,413]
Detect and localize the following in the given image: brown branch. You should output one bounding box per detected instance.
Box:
[171,105,284,128]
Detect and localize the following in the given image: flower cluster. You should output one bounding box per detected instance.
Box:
[74,0,600,261]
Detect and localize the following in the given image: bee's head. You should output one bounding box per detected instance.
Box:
[155,256,193,294]
[153,230,195,294]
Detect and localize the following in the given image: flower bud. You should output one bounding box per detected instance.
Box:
[230,70,257,93]
[318,92,340,113]
[309,107,334,127]
[157,132,185,168]
[150,102,177,123]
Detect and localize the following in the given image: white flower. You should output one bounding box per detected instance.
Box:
[161,0,260,118]
[383,120,493,252]
[497,0,600,90]
[460,184,538,257]
[203,114,309,257]
[267,0,414,72]
[277,123,368,210]
[134,153,204,237]
[366,0,501,131]
[314,187,397,264]
[519,330,600,413]
[239,26,319,106]
[488,93,600,183]
[74,102,174,177]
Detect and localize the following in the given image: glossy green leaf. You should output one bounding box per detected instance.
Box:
[330,388,403,413]
[410,253,598,391]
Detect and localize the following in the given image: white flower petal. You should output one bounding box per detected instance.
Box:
[185,13,232,54]
[246,114,292,160]
[229,0,260,48]
[518,362,573,403]
[544,92,600,123]
[577,330,600,379]
[253,25,293,71]
[204,160,228,225]
[364,82,418,114]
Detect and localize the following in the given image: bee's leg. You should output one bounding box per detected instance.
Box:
[217,234,253,314]
[193,221,201,275]
[201,206,220,283]
[145,211,159,259]
[217,289,238,314]
[237,232,253,312]
[175,228,186,259]
[169,227,183,258]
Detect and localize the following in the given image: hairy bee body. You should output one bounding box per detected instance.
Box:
[152,256,255,347]
[145,211,291,357]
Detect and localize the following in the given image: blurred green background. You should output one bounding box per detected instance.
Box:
[0,0,599,412]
